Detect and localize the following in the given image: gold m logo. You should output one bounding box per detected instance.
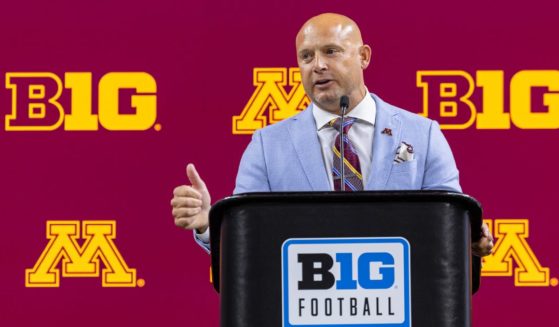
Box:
[26,220,139,287]
[481,219,553,286]
[232,67,310,134]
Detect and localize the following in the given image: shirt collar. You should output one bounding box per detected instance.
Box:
[313,92,376,131]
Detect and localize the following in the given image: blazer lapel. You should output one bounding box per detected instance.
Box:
[366,94,402,190]
[287,106,330,191]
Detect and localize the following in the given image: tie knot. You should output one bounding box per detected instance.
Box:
[329,117,356,133]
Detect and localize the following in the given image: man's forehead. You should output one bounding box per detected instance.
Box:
[298,24,353,40]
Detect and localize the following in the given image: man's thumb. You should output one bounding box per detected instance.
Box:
[186,163,206,189]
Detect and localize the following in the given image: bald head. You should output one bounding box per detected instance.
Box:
[295,13,371,113]
[296,13,364,49]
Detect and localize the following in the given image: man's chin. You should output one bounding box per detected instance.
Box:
[314,93,340,110]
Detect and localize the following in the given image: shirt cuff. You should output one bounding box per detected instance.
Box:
[192,228,211,253]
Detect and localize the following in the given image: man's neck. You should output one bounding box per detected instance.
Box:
[344,89,367,114]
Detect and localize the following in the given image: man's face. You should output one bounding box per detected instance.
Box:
[296,21,369,113]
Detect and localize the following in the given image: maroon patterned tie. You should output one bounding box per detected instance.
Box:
[329,117,364,191]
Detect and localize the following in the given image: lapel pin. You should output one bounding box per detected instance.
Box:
[381,128,392,136]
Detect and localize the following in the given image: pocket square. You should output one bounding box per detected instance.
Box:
[394,141,414,163]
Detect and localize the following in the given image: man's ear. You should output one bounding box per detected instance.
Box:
[359,44,372,69]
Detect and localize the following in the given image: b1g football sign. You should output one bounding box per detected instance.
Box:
[282,238,411,327]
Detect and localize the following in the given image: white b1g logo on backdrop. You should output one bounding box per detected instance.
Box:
[281,237,411,327]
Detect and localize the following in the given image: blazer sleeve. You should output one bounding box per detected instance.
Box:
[234,130,272,194]
[421,120,462,192]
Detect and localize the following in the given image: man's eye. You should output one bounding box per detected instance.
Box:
[326,48,338,55]
[301,53,313,61]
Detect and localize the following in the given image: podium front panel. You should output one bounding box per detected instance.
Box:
[210,192,482,327]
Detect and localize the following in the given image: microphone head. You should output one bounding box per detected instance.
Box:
[340,95,349,109]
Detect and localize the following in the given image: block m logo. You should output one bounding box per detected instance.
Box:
[481,219,551,286]
[26,220,138,287]
[232,68,310,134]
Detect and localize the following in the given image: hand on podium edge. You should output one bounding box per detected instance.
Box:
[171,163,211,234]
[472,223,494,257]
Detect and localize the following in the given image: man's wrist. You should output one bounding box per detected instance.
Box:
[195,225,208,234]
[194,226,210,244]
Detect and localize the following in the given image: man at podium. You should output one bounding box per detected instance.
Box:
[170,13,493,257]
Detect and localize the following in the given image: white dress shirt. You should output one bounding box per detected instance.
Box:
[313,92,376,189]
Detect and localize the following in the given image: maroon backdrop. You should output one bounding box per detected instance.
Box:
[1,0,557,326]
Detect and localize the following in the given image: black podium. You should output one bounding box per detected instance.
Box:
[210,191,482,327]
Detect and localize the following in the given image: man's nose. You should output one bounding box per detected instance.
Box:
[312,53,327,72]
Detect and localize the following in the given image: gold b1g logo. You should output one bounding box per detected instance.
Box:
[5,72,157,131]
[417,70,559,129]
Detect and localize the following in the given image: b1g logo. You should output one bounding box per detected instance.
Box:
[282,238,411,327]
[4,72,158,131]
[417,70,559,130]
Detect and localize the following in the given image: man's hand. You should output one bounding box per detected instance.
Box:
[171,164,211,233]
[472,223,494,257]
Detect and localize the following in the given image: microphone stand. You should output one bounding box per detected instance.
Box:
[339,96,349,191]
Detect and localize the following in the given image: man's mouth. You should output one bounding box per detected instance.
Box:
[314,79,333,87]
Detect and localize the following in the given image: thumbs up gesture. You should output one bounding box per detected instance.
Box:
[171,164,212,233]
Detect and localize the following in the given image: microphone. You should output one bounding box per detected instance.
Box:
[339,96,349,191]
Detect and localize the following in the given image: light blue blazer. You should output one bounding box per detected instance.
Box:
[234,93,461,193]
